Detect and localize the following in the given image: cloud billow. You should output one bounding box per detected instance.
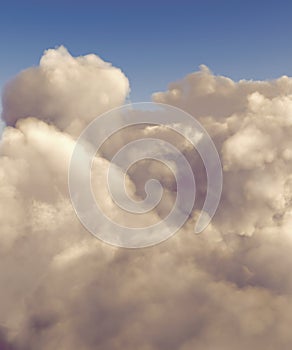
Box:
[1,48,292,349]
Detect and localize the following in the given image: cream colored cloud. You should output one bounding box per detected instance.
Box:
[1,46,130,135]
[0,52,292,349]
[154,66,292,237]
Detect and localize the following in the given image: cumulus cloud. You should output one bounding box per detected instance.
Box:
[2,46,130,135]
[154,66,292,238]
[0,49,292,349]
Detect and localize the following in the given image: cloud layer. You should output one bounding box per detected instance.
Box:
[1,49,292,349]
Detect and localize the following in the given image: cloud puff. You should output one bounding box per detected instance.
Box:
[1,50,292,349]
[1,46,130,135]
[154,66,292,238]
[153,65,292,120]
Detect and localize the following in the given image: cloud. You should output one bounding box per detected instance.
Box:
[1,49,292,349]
[154,66,292,237]
[1,46,130,135]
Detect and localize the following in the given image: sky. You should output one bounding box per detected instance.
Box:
[2,2,292,349]
[1,0,292,104]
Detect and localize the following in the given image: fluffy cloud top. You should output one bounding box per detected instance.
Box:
[2,46,129,135]
[0,49,292,349]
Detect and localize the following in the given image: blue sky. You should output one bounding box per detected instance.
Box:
[1,0,292,104]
